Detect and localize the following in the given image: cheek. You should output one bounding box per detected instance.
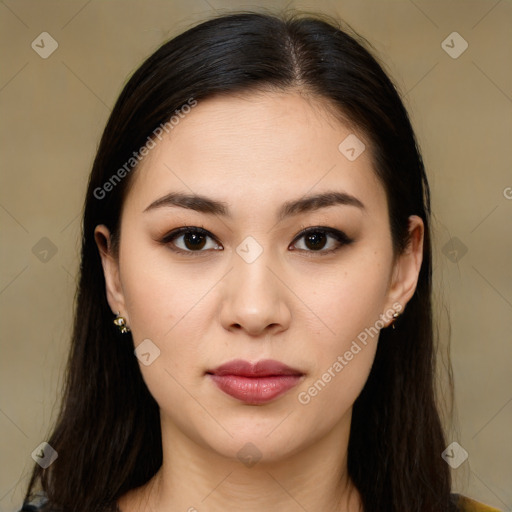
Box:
[295,342,377,435]
[307,246,392,350]
[295,248,391,411]
[118,245,211,421]
[117,238,236,404]
[119,237,212,340]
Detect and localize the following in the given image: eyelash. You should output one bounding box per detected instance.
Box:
[160,225,354,257]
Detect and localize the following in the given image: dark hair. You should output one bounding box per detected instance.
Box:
[23,10,456,512]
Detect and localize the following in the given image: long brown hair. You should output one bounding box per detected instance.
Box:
[22,10,456,512]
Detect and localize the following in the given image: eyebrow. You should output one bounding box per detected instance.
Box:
[144,191,365,220]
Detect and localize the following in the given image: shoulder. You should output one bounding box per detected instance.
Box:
[452,493,503,512]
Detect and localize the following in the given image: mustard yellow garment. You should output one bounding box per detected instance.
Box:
[457,494,503,512]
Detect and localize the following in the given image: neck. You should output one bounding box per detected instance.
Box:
[121,410,362,512]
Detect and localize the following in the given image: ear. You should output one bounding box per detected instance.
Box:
[384,215,424,323]
[94,225,127,318]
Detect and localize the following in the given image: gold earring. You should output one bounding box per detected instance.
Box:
[390,311,400,330]
[113,312,131,334]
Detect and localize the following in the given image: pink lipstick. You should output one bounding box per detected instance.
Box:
[207,359,304,405]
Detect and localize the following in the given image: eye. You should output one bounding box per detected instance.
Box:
[289,226,353,256]
[161,226,222,255]
[161,225,353,257]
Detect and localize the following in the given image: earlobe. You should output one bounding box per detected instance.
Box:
[94,225,127,317]
[386,215,424,322]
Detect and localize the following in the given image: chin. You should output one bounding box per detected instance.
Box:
[197,420,310,466]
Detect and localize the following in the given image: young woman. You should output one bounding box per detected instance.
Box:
[20,11,501,512]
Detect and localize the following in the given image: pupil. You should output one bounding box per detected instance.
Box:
[305,232,326,251]
[185,233,206,250]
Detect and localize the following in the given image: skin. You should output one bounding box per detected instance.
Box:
[95,91,424,512]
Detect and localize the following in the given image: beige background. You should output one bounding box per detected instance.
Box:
[1,1,511,511]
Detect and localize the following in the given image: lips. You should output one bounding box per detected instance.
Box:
[207,359,304,404]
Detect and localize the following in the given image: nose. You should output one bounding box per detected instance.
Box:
[219,245,292,337]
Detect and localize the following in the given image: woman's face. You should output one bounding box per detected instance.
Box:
[96,91,423,463]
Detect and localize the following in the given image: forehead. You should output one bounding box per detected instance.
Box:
[125,91,386,218]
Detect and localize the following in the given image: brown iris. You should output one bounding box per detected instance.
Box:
[304,231,328,251]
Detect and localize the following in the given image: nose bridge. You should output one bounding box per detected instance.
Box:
[233,235,281,306]
[220,235,290,334]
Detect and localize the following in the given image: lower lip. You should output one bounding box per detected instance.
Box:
[208,374,302,404]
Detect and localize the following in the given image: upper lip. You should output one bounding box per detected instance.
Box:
[207,359,303,377]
